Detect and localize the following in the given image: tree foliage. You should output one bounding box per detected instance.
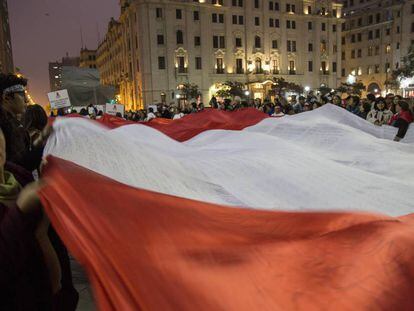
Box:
[271,77,303,95]
[181,83,201,100]
[336,82,366,96]
[215,81,245,98]
[393,44,414,79]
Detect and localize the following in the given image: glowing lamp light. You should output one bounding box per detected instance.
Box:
[374,88,379,93]
[247,63,255,72]
[176,94,181,99]
[244,90,250,96]
[347,74,356,85]
[304,86,311,92]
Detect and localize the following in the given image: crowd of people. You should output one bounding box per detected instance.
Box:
[0,70,413,309]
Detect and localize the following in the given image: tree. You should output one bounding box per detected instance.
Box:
[271,77,303,96]
[393,44,414,79]
[318,85,332,96]
[181,83,201,100]
[336,81,366,96]
[384,76,400,92]
[215,81,245,98]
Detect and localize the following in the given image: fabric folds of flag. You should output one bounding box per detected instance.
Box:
[39,106,414,310]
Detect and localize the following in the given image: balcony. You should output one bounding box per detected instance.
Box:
[255,68,264,74]
[236,68,244,74]
[289,70,296,75]
[272,69,280,74]
[176,67,188,74]
[216,68,225,74]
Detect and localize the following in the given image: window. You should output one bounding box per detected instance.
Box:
[269,19,280,27]
[386,28,390,35]
[368,31,373,40]
[287,20,296,29]
[308,61,313,72]
[235,37,242,47]
[351,50,355,58]
[177,56,185,73]
[375,65,379,73]
[358,18,362,26]
[333,45,337,53]
[357,33,361,42]
[289,61,295,74]
[255,17,260,26]
[375,29,380,38]
[255,36,261,48]
[213,35,225,48]
[194,36,201,46]
[216,58,224,74]
[156,8,163,18]
[376,13,381,23]
[212,13,224,23]
[158,56,166,70]
[368,15,373,24]
[342,68,346,77]
[255,58,263,73]
[195,57,202,70]
[308,6,312,14]
[342,37,345,45]
[272,39,278,49]
[272,59,279,74]
[385,63,390,73]
[342,51,345,60]
[351,34,355,43]
[239,16,244,24]
[194,11,200,21]
[236,58,244,73]
[232,0,244,6]
[375,46,379,55]
[287,40,296,52]
[386,44,391,53]
[157,34,164,45]
[321,23,326,31]
[397,42,400,50]
[357,49,362,58]
[286,3,296,12]
[176,9,182,19]
[308,21,313,30]
[176,30,184,44]
[308,43,313,52]
[368,46,373,56]
[332,25,337,32]
[332,62,337,73]
[397,26,400,33]
[321,61,328,74]
[254,0,259,8]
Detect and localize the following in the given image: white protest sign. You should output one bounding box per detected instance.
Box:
[48,89,71,109]
[105,104,125,116]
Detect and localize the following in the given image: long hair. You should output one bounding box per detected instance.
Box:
[23,104,48,131]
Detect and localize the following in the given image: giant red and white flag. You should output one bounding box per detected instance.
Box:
[40,105,414,310]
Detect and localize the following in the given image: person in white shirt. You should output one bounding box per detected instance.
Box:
[145,108,156,122]
[173,107,185,120]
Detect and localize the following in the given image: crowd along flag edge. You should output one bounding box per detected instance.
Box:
[39,156,414,311]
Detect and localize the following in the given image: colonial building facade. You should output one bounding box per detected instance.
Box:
[98,0,343,109]
[0,0,14,74]
[341,0,414,94]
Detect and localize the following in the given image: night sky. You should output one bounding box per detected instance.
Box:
[8,0,120,105]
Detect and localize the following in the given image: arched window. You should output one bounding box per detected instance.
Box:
[255,58,262,73]
[254,36,261,48]
[176,30,184,44]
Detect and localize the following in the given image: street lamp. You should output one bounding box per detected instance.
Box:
[347,74,356,85]
[244,90,250,96]
[304,86,311,92]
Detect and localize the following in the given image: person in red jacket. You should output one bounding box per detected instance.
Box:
[388,101,413,141]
